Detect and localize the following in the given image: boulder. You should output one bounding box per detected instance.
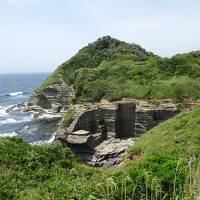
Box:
[67,130,91,144]
[88,138,136,167]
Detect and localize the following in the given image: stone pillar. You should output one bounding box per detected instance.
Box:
[118,102,135,138]
[100,107,120,138]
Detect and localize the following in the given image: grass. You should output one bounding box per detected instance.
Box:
[125,107,200,199]
[35,36,154,95]
[1,107,200,199]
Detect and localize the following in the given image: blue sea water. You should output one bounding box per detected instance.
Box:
[0,73,49,106]
[0,73,58,144]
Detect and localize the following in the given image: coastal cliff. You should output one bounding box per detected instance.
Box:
[27,36,200,166]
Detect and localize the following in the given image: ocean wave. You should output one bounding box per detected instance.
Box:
[0,114,33,125]
[37,113,62,120]
[31,135,55,145]
[0,91,30,98]
[0,106,9,116]
[0,132,17,137]
[0,104,22,115]
[7,91,23,96]
[0,118,17,125]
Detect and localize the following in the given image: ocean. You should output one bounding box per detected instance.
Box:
[0,73,58,144]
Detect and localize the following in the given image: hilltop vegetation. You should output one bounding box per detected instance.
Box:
[36,36,152,93]
[1,107,200,199]
[36,36,200,103]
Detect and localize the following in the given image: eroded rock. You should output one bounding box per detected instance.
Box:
[29,83,74,111]
[56,100,179,167]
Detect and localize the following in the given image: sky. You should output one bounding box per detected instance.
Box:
[0,0,200,73]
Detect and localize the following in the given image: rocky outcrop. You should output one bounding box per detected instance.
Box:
[56,100,179,167]
[80,138,136,167]
[28,83,74,112]
[56,101,136,167]
[135,99,179,136]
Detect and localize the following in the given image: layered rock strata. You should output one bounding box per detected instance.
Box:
[135,99,179,136]
[28,83,74,112]
[56,100,179,167]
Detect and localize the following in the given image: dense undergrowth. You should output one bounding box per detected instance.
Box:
[1,107,200,199]
[36,36,200,103]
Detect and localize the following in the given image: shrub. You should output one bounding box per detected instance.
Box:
[63,108,76,127]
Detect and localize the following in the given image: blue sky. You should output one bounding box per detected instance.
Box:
[0,0,200,73]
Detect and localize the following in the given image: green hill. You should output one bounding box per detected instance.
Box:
[1,107,200,199]
[36,36,200,103]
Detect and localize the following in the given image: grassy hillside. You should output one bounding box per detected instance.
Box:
[35,36,200,103]
[36,36,153,93]
[1,107,200,199]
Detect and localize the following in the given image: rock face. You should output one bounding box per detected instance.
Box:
[56,100,179,167]
[67,130,91,145]
[84,138,136,167]
[66,102,136,138]
[56,101,136,167]
[135,99,179,137]
[28,83,74,112]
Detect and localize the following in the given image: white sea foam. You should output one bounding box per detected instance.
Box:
[0,118,17,125]
[38,113,62,120]
[0,132,17,137]
[8,91,23,96]
[0,105,10,116]
[31,135,55,145]
[0,115,33,125]
[0,108,7,116]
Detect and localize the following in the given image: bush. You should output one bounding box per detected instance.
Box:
[63,108,75,127]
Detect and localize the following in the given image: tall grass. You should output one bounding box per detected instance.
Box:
[90,161,200,200]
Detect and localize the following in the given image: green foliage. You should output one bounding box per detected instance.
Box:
[35,36,153,93]
[63,108,75,127]
[0,137,81,200]
[74,58,200,102]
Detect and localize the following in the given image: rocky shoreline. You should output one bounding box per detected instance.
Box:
[13,84,182,167]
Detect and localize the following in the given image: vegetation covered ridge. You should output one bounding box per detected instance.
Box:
[35,36,200,103]
[1,107,200,199]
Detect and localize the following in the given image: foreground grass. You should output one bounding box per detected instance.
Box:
[0,137,103,200]
[1,107,200,199]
